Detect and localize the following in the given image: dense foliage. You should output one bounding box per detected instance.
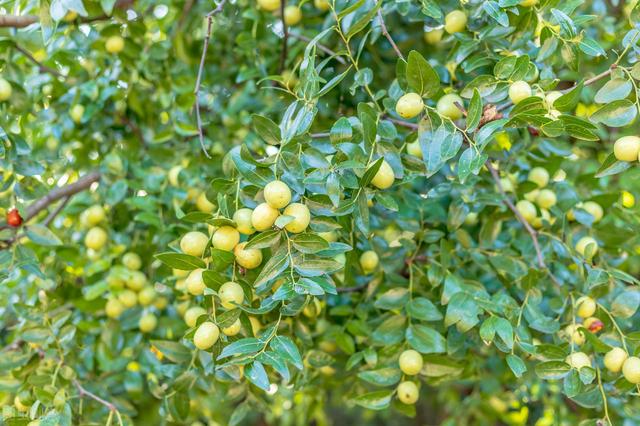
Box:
[3,0,640,424]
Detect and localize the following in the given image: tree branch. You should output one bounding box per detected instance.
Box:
[0,15,38,28]
[288,33,347,65]
[337,283,368,293]
[278,0,289,73]
[193,0,227,159]
[0,171,100,231]
[376,9,404,61]
[14,44,64,79]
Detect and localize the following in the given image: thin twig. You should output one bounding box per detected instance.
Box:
[337,283,368,293]
[14,44,64,78]
[288,33,347,65]
[0,15,38,28]
[376,8,404,60]
[73,379,123,425]
[43,196,71,227]
[193,0,227,159]
[278,0,289,73]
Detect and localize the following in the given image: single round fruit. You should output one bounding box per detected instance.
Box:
[314,0,330,11]
[252,202,280,231]
[85,227,108,250]
[424,28,444,44]
[234,242,263,269]
[604,347,628,373]
[613,136,640,162]
[464,212,478,226]
[622,191,635,208]
[564,324,585,345]
[536,189,557,209]
[168,165,182,186]
[360,250,379,273]
[371,160,395,189]
[284,5,302,25]
[444,10,467,34]
[520,0,538,6]
[575,236,598,258]
[84,205,105,226]
[397,381,419,404]
[258,0,280,11]
[582,201,603,223]
[576,296,597,318]
[196,192,216,213]
[233,208,255,235]
[70,104,85,124]
[283,203,311,233]
[396,93,424,119]
[139,313,157,333]
[219,281,244,309]
[138,286,156,306]
[184,306,207,328]
[249,316,262,335]
[303,298,322,317]
[14,395,29,412]
[264,180,292,209]
[212,226,240,251]
[118,290,137,308]
[583,317,604,333]
[436,93,464,120]
[516,200,537,223]
[122,252,142,270]
[565,352,591,369]
[0,77,12,101]
[186,269,206,296]
[127,271,147,291]
[105,35,125,54]
[399,349,423,375]
[194,322,220,350]
[528,167,549,188]
[406,140,422,158]
[7,208,22,227]
[222,319,242,336]
[154,297,168,310]
[105,298,124,318]
[509,81,532,105]
[180,231,209,257]
[623,357,640,383]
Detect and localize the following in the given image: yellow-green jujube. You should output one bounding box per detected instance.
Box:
[508,81,532,105]
[424,28,444,44]
[234,242,263,269]
[406,140,422,158]
[180,231,209,257]
[105,35,125,54]
[520,0,538,6]
[222,319,242,336]
[219,281,244,309]
[314,0,330,11]
[122,252,142,270]
[258,0,280,11]
[303,298,322,317]
[399,349,423,375]
[371,159,395,189]
[137,286,156,306]
[444,10,467,34]
[613,136,640,162]
[622,357,640,383]
[564,324,585,345]
[70,104,84,124]
[575,236,598,258]
[84,205,106,226]
[168,165,182,186]
[565,352,591,369]
[194,322,220,350]
[264,180,292,209]
[436,93,464,120]
[184,306,207,328]
[528,167,549,188]
[283,203,311,233]
[535,189,557,209]
[395,93,424,119]
[212,226,240,251]
[139,313,157,333]
[576,296,597,318]
[85,227,108,250]
[105,298,124,318]
[515,200,536,223]
[186,269,206,296]
[622,191,635,208]
[252,202,280,231]
[233,208,255,235]
[0,77,12,101]
[284,5,302,25]
[360,250,379,273]
[582,201,603,223]
[604,347,628,373]
[397,381,419,404]
[127,271,147,291]
[118,290,137,308]
[196,192,216,213]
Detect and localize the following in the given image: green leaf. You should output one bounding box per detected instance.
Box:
[149,340,192,363]
[406,50,440,98]
[444,292,480,332]
[594,78,632,104]
[291,233,330,254]
[482,1,509,27]
[590,99,637,127]
[357,368,401,386]
[25,224,62,246]
[466,89,482,132]
[353,390,394,410]
[244,230,282,249]
[406,297,443,321]
[155,252,206,270]
[252,114,281,145]
[271,336,303,369]
[253,248,289,287]
[535,361,571,380]
[506,354,527,378]
[554,83,582,112]
[611,290,640,318]
[217,338,262,359]
[406,324,446,354]
[360,157,384,187]
[595,152,631,178]
[245,361,270,391]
